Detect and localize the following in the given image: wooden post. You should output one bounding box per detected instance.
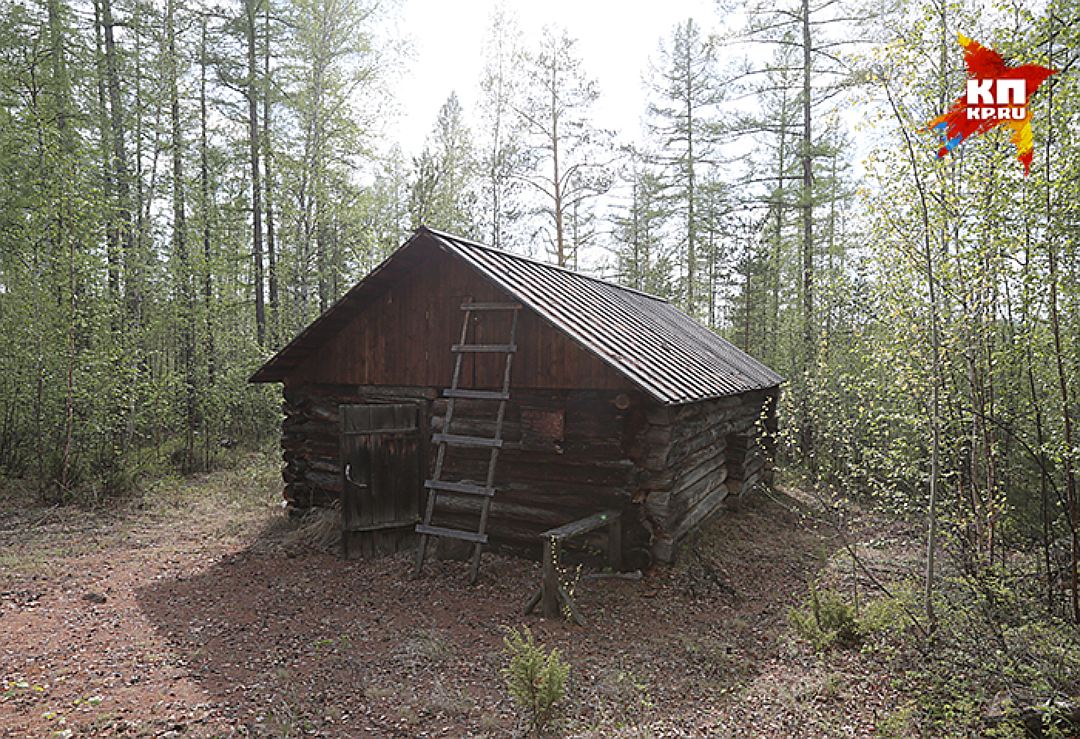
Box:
[606,516,622,570]
[525,509,623,626]
[541,536,560,618]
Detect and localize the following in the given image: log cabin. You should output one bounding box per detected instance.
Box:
[250,226,782,570]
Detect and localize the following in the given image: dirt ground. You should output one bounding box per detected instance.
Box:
[1,457,900,737]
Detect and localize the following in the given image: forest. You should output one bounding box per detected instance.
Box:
[1,0,1079,735]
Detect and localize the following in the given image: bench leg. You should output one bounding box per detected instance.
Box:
[532,537,588,626]
[556,580,587,626]
[541,537,561,619]
[524,587,542,614]
[606,516,622,570]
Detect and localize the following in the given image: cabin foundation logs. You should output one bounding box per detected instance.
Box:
[636,388,777,562]
[279,382,778,566]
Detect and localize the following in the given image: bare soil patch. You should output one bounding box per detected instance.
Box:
[1,459,898,737]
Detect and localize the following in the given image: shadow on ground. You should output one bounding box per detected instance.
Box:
[130,489,832,736]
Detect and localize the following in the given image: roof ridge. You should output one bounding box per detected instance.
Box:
[421,226,670,304]
[251,226,784,400]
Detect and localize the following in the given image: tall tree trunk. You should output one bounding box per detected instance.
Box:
[923,203,942,634]
[770,87,788,364]
[825,151,837,362]
[489,79,504,250]
[47,0,77,498]
[199,14,214,388]
[132,2,145,327]
[920,0,950,631]
[99,0,136,323]
[709,221,717,330]
[632,178,642,288]
[92,1,119,303]
[316,210,328,310]
[743,231,752,351]
[167,0,195,471]
[308,58,326,311]
[685,21,696,316]
[1043,19,1078,622]
[550,59,565,267]
[263,0,278,344]
[199,12,215,470]
[883,62,939,632]
[1022,213,1054,610]
[245,0,266,345]
[800,0,816,477]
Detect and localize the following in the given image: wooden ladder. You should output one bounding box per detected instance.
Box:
[414,299,521,584]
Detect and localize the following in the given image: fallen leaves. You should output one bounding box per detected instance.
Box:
[1,474,903,737]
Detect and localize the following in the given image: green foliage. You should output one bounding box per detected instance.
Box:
[611,155,675,299]
[501,626,570,736]
[0,0,384,498]
[875,702,919,739]
[639,18,727,319]
[857,583,919,639]
[788,586,862,651]
[409,93,478,234]
[863,562,1080,737]
[788,574,1080,735]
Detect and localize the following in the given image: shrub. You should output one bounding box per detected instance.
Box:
[501,626,570,736]
[788,586,862,651]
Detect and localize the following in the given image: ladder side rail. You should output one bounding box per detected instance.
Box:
[469,308,520,582]
[432,303,472,483]
[415,303,475,577]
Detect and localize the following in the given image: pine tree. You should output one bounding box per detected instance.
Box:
[645,18,726,318]
[610,152,673,298]
[409,93,477,235]
[516,26,611,266]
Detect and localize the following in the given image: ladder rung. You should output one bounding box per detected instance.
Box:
[425,479,496,497]
[461,302,521,311]
[452,344,516,353]
[415,524,488,544]
[433,433,502,449]
[443,389,510,401]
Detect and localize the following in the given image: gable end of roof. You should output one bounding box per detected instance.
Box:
[250,226,784,403]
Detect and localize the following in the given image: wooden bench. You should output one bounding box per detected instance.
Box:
[524,509,622,626]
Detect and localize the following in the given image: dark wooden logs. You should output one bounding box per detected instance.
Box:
[633,389,775,563]
[276,381,777,566]
[423,389,642,555]
[280,383,433,511]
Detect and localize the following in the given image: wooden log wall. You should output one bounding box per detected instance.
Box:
[279,381,655,567]
[426,389,654,567]
[726,433,765,497]
[278,380,778,569]
[634,388,777,563]
[281,383,435,511]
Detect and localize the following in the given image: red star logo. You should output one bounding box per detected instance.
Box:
[927,35,1055,174]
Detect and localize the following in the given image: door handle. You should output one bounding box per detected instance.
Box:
[344,463,368,488]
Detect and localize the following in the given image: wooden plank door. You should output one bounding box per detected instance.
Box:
[340,403,423,558]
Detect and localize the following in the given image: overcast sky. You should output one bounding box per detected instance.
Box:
[392,0,720,156]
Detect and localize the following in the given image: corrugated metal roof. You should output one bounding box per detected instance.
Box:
[251,227,783,403]
[425,228,782,404]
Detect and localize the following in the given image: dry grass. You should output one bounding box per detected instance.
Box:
[0,452,282,577]
[395,626,455,668]
[283,504,341,552]
[2,471,908,737]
